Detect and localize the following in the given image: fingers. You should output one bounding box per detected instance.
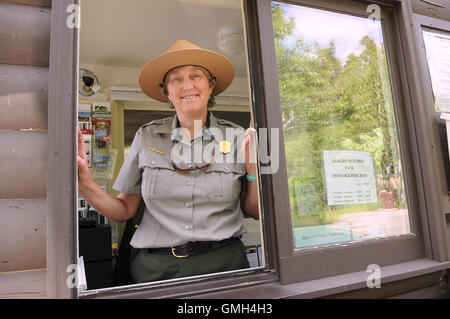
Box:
[77,155,88,171]
[77,129,93,186]
[242,128,256,146]
[77,154,92,186]
[77,127,83,141]
[77,128,86,159]
[245,128,256,149]
[241,128,257,165]
[77,155,84,166]
[246,127,256,134]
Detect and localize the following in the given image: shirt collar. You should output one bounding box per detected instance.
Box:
[168,111,217,143]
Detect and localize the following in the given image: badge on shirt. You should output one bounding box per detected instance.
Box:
[219,141,231,154]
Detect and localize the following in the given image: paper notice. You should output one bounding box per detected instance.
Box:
[422,28,450,112]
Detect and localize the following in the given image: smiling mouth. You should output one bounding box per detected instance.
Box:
[181,94,200,100]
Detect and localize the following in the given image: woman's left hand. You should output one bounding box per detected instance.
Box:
[241,127,257,175]
[240,127,259,220]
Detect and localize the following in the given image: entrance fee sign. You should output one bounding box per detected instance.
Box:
[322,150,377,206]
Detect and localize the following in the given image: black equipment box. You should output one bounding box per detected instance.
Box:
[79,224,112,289]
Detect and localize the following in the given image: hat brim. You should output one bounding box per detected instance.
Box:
[139,48,235,103]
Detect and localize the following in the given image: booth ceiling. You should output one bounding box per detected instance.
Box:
[79,0,247,78]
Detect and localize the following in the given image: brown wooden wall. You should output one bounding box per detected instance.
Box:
[0,0,51,297]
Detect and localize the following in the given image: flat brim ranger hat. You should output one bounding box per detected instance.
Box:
[139,39,235,103]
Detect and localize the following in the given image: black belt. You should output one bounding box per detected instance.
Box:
[147,237,240,258]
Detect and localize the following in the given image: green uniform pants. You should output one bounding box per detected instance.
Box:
[131,239,250,284]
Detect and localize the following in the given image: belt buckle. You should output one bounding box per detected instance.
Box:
[171,247,189,258]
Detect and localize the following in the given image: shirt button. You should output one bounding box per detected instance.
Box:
[185,202,190,208]
[151,160,156,165]
[184,225,190,230]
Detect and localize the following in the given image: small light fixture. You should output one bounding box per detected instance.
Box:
[216,27,244,56]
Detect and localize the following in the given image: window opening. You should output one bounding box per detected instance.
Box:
[76,0,264,294]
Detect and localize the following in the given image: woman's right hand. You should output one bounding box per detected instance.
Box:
[77,128,92,187]
[77,128,140,222]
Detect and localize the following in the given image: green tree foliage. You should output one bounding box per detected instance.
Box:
[271,4,404,225]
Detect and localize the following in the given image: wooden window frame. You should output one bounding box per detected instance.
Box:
[47,0,450,299]
[47,0,79,299]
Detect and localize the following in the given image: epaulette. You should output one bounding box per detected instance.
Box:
[141,116,171,128]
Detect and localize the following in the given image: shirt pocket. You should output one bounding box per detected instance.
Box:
[204,163,245,203]
[139,150,174,200]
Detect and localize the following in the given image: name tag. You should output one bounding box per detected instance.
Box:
[146,145,165,155]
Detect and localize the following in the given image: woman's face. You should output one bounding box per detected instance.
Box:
[166,65,215,116]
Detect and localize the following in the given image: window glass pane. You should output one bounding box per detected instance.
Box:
[271,2,412,249]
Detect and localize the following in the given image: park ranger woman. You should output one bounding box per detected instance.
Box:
[77,39,259,283]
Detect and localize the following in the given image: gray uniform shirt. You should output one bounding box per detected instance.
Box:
[113,111,247,248]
